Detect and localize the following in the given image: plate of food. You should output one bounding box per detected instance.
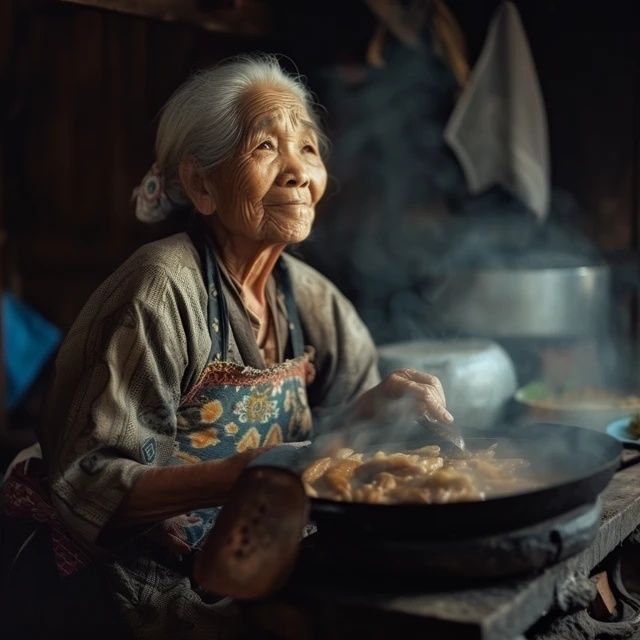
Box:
[606,414,640,447]
[515,381,640,432]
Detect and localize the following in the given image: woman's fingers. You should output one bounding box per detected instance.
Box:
[396,369,446,407]
[409,380,454,424]
[384,370,454,424]
[354,369,454,423]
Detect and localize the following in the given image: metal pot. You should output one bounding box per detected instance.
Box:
[431,264,611,339]
[377,339,517,428]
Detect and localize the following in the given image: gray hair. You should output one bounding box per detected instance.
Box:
[155,54,328,207]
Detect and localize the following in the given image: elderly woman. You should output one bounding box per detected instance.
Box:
[2,55,452,638]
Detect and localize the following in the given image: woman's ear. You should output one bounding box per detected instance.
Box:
[178,157,216,215]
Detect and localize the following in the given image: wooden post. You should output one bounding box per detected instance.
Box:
[0,0,13,439]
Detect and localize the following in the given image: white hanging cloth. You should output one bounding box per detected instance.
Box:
[444,1,550,221]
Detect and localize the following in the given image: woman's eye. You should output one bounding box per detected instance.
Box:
[257,140,275,151]
[302,144,317,154]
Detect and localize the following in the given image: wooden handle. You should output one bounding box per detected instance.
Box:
[193,466,309,600]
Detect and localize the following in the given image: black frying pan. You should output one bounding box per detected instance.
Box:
[309,423,622,539]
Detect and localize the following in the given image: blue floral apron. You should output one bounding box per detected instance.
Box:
[167,229,315,549]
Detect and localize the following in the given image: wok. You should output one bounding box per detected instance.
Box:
[309,423,621,540]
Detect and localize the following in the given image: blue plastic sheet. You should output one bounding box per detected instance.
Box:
[2,292,61,410]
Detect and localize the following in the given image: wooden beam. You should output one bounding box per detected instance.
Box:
[58,0,271,36]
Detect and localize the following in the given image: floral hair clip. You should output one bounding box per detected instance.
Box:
[132,163,173,223]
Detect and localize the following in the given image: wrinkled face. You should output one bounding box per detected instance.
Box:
[209,86,327,245]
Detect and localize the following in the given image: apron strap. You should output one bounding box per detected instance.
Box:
[274,259,305,359]
[188,220,306,363]
[186,224,228,362]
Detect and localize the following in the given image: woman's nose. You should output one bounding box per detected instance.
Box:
[275,153,310,188]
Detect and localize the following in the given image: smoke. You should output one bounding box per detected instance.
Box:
[303,45,599,340]
[310,393,431,459]
[299,39,637,406]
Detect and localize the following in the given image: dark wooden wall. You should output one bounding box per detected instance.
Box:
[3,0,271,330]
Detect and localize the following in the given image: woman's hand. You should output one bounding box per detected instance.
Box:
[354,369,454,424]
